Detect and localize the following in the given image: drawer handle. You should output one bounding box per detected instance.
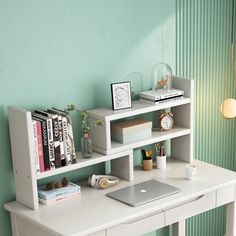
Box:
[124,210,163,224]
[163,194,205,211]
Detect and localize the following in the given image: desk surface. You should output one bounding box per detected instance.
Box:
[5,160,236,236]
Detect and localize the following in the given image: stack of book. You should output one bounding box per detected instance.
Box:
[139,89,184,104]
[32,107,76,173]
[38,182,81,205]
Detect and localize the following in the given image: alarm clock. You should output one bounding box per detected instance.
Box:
[159,111,174,131]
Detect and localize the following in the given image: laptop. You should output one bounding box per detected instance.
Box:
[106,179,180,207]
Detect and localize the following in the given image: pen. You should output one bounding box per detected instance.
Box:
[141,149,147,159]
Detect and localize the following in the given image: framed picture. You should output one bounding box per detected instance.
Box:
[111,82,132,110]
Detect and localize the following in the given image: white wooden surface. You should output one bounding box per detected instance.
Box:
[93,126,191,155]
[37,150,132,180]
[87,98,191,122]
[172,77,194,163]
[88,77,194,162]
[8,107,39,209]
[5,160,236,236]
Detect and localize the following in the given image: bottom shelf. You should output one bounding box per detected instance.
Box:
[37,150,133,180]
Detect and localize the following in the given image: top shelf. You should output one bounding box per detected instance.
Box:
[87,97,191,122]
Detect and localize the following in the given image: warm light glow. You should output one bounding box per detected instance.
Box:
[221,98,236,118]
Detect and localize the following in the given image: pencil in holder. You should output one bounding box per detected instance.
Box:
[143,159,153,171]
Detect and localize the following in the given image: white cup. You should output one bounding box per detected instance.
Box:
[186,165,197,180]
[156,156,166,169]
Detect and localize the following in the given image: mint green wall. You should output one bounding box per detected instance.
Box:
[0,1,175,235]
[176,0,236,235]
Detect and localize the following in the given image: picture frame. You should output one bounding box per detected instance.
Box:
[111,81,132,110]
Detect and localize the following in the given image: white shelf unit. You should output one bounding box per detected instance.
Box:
[8,107,134,210]
[87,76,194,163]
[7,76,193,211]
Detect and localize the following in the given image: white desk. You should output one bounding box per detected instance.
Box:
[4,160,236,236]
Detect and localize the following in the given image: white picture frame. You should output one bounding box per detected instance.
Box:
[111,82,132,110]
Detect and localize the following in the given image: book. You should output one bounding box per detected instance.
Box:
[139,95,183,105]
[33,119,45,172]
[47,108,71,165]
[47,109,66,166]
[39,191,80,205]
[38,182,81,200]
[35,110,61,168]
[52,108,76,165]
[32,117,50,171]
[139,89,184,102]
[32,114,55,170]
[32,120,40,173]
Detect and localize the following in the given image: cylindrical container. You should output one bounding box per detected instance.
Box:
[142,159,153,171]
[156,156,166,169]
[81,132,93,158]
[185,165,197,180]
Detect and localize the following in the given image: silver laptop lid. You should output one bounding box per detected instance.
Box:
[106,179,180,207]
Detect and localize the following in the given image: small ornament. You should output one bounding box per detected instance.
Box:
[152,63,172,91]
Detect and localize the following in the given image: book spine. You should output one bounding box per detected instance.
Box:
[61,116,72,165]
[51,116,61,168]
[39,192,80,205]
[46,118,55,169]
[35,120,45,172]
[57,115,66,166]
[41,120,50,171]
[32,120,40,173]
[66,115,76,164]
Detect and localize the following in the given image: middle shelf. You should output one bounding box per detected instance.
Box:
[93,126,191,155]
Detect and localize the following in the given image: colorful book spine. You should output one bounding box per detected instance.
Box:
[39,192,80,205]
[57,115,66,166]
[66,115,76,164]
[38,182,81,200]
[32,120,40,173]
[34,119,45,172]
[47,109,66,166]
[32,115,51,171]
[61,116,72,165]
[52,108,76,165]
[50,114,61,168]
[46,118,55,169]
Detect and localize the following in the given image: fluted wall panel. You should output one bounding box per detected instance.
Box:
[176,0,236,235]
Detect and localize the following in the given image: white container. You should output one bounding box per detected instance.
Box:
[185,165,197,180]
[156,156,166,169]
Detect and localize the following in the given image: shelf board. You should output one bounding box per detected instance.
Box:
[87,98,191,121]
[93,126,191,155]
[37,149,132,180]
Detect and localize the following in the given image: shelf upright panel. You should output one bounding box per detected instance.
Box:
[8,107,39,209]
[171,77,194,163]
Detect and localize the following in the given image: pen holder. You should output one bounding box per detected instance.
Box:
[142,159,153,171]
[156,156,166,169]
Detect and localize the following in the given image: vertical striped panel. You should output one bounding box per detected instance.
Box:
[176,0,236,236]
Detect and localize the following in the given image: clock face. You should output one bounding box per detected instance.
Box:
[160,115,173,130]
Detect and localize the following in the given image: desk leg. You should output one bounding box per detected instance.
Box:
[226,201,236,236]
[10,213,19,236]
[172,220,185,236]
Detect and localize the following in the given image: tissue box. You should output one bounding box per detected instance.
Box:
[111,119,152,144]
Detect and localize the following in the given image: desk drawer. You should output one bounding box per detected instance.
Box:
[107,211,164,236]
[216,184,235,207]
[165,191,216,225]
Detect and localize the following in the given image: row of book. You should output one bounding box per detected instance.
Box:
[32,107,76,173]
[38,182,81,205]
